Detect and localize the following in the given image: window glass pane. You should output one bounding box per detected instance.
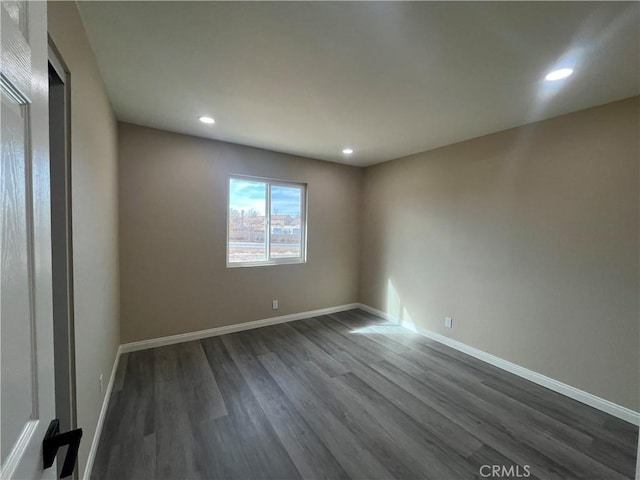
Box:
[228,179,267,263]
[270,185,302,259]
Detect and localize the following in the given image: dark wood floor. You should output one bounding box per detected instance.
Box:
[92,309,638,480]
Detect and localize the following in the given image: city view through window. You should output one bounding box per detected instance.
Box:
[228,177,305,265]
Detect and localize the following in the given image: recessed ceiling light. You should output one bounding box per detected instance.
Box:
[545,68,574,81]
[199,116,215,124]
[342,148,354,155]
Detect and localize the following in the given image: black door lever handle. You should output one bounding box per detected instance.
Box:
[43,419,83,478]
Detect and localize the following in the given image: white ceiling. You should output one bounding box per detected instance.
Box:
[77,1,639,166]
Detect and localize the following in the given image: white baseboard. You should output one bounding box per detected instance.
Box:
[120,303,360,353]
[83,345,122,480]
[357,303,640,426]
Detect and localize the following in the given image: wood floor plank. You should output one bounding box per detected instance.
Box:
[371,358,628,480]
[103,442,124,480]
[247,323,349,378]
[176,341,228,421]
[335,370,482,465]
[296,316,608,480]
[328,310,414,355]
[400,345,636,475]
[203,334,349,480]
[91,309,638,480]
[399,329,614,432]
[398,344,595,448]
[604,415,639,438]
[298,359,477,479]
[323,314,411,360]
[313,314,405,366]
[214,335,303,480]
[192,415,254,480]
[292,316,485,458]
[90,390,121,480]
[258,351,396,480]
[154,364,201,479]
[153,386,198,479]
[481,375,637,456]
[112,353,128,393]
[121,433,156,480]
[294,360,433,480]
[369,358,581,480]
[92,349,156,480]
[350,308,635,467]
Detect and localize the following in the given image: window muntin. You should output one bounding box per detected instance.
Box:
[228,176,306,266]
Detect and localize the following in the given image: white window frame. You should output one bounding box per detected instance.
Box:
[227,174,308,267]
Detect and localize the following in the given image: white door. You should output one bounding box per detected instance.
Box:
[1,1,57,479]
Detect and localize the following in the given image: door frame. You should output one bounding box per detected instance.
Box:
[48,37,78,440]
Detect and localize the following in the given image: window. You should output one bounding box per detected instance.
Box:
[227,175,307,266]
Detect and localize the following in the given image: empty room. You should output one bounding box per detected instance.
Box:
[1,1,639,479]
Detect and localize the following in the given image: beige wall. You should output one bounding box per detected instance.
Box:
[118,123,361,343]
[360,97,639,410]
[48,1,120,474]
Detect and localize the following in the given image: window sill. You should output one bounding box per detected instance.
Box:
[226,258,306,268]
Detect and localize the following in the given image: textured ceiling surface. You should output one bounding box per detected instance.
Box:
[78,1,639,166]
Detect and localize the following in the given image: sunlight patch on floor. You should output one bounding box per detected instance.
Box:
[350,325,410,335]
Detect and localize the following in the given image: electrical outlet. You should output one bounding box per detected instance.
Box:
[272,300,278,310]
[99,374,104,394]
[444,317,453,328]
